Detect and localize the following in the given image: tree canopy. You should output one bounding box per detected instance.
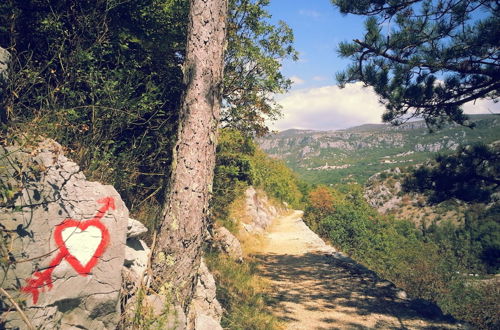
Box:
[404,143,500,203]
[0,0,295,208]
[332,0,500,128]
[223,0,297,136]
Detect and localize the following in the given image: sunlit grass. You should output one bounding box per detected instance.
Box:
[205,252,283,330]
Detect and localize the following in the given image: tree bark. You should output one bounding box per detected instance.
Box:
[151,0,228,313]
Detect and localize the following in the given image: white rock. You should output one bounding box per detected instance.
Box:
[127,218,148,238]
[194,314,223,330]
[124,238,150,286]
[189,258,223,330]
[395,289,408,300]
[213,226,243,262]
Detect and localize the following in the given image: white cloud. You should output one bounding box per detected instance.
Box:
[299,9,321,18]
[434,79,499,115]
[271,83,385,131]
[290,75,305,85]
[463,98,499,115]
[313,75,328,81]
[269,83,500,131]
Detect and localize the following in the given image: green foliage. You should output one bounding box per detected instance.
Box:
[439,280,500,330]
[1,0,298,223]
[332,0,499,128]
[404,143,500,203]
[251,148,303,208]
[211,129,256,228]
[260,115,500,187]
[304,184,499,328]
[223,0,298,136]
[211,129,304,229]
[205,252,281,330]
[1,0,187,213]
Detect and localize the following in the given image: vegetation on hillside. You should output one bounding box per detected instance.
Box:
[212,129,303,232]
[404,143,500,204]
[205,252,281,329]
[304,184,499,329]
[259,115,500,186]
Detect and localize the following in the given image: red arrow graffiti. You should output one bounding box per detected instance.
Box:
[21,197,115,304]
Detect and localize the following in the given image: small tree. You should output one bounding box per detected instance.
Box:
[309,186,335,212]
[332,0,499,128]
[223,0,298,136]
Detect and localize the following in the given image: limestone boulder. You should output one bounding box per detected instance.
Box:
[127,217,148,238]
[243,186,282,232]
[122,218,150,292]
[189,258,223,330]
[123,237,150,292]
[212,226,243,262]
[0,46,9,82]
[0,46,10,122]
[0,139,128,329]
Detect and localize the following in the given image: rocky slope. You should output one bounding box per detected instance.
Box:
[363,167,470,227]
[258,114,500,185]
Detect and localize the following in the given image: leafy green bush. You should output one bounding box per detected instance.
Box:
[211,129,303,229]
[251,149,303,208]
[1,0,186,214]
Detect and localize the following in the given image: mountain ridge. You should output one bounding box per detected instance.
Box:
[259,114,500,185]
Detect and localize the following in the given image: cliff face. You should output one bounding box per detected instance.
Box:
[363,167,470,227]
[241,186,283,233]
[258,115,500,184]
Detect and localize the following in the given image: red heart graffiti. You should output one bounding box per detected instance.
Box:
[53,218,110,274]
[22,197,114,304]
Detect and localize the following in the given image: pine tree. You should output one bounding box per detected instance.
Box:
[332,0,500,128]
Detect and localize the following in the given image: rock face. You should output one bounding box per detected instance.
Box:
[0,139,128,329]
[0,46,10,122]
[122,218,150,295]
[0,47,8,80]
[212,227,243,262]
[0,46,9,82]
[189,258,223,330]
[243,186,280,233]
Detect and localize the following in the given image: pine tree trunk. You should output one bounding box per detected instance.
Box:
[152,0,227,311]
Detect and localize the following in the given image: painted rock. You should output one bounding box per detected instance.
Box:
[0,139,128,329]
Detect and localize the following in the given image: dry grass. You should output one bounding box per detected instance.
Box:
[205,253,283,330]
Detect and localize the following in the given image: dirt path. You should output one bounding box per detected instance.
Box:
[253,211,462,330]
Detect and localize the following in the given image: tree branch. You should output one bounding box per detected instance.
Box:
[354,39,499,78]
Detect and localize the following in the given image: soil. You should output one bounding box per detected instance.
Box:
[252,211,464,330]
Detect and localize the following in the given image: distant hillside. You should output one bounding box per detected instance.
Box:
[258,114,500,185]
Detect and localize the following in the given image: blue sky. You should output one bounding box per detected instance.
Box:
[268,0,365,89]
[265,0,499,131]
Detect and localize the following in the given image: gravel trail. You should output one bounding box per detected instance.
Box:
[253,210,462,330]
